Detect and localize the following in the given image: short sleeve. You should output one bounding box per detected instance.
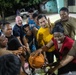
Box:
[13,28,20,37]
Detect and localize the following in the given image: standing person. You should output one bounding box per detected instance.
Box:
[37,14,55,63]
[54,7,76,40]
[16,9,20,16]
[32,13,40,30]
[32,13,40,37]
[26,9,35,30]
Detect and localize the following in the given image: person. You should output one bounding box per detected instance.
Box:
[0,33,23,56]
[26,9,36,30]
[54,7,76,40]
[52,23,76,75]
[1,21,22,50]
[35,22,76,75]
[32,13,40,30]
[0,54,21,75]
[13,16,27,46]
[22,24,38,53]
[32,13,40,36]
[48,41,76,75]
[37,14,55,63]
[16,9,20,16]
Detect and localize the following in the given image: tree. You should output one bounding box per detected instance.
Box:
[27,0,42,6]
[0,0,20,19]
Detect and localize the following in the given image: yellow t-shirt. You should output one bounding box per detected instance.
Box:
[37,27,55,52]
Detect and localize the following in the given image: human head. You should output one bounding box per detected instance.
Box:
[32,13,38,24]
[37,14,48,28]
[23,24,32,36]
[59,7,69,21]
[15,16,23,26]
[52,22,65,43]
[28,9,34,19]
[0,34,8,48]
[1,21,12,37]
[0,54,21,75]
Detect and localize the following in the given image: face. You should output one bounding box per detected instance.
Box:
[0,35,8,47]
[3,24,12,37]
[17,20,22,26]
[60,11,69,21]
[54,32,64,43]
[38,17,48,28]
[24,26,32,36]
[15,16,23,26]
[29,12,33,19]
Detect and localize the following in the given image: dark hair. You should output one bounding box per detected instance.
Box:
[22,24,29,31]
[1,20,10,31]
[0,20,10,26]
[37,14,47,21]
[60,7,69,13]
[52,22,64,33]
[0,54,21,75]
[28,9,34,13]
[32,13,38,19]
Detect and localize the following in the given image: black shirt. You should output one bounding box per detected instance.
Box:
[6,35,21,50]
[13,24,25,44]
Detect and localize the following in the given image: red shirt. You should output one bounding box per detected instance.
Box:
[52,36,76,63]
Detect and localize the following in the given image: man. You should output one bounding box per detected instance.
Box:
[26,9,35,30]
[36,22,76,75]
[13,16,26,46]
[1,21,22,50]
[0,33,23,56]
[22,24,38,53]
[32,13,40,36]
[54,7,76,40]
[37,14,55,63]
[0,54,21,75]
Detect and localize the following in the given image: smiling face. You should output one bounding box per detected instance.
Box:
[60,11,69,21]
[2,24,12,37]
[38,17,48,28]
[15,16,23,26]
[54,32,65,43]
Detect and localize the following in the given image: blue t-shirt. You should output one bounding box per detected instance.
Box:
[28,18,36,30]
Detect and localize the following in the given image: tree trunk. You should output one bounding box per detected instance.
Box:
[1,10,5,20]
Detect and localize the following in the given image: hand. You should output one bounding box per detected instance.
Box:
[30,49,42,56]
[13,50,23,55]
[48,17,52,27]
[45,66,56,75]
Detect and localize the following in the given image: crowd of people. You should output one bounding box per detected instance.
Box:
[0,7,76,75]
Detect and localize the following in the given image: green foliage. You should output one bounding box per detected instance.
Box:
[0,0,20,10]
[27,0,42,6]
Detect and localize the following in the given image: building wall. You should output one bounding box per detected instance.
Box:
[68,0,76,12]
